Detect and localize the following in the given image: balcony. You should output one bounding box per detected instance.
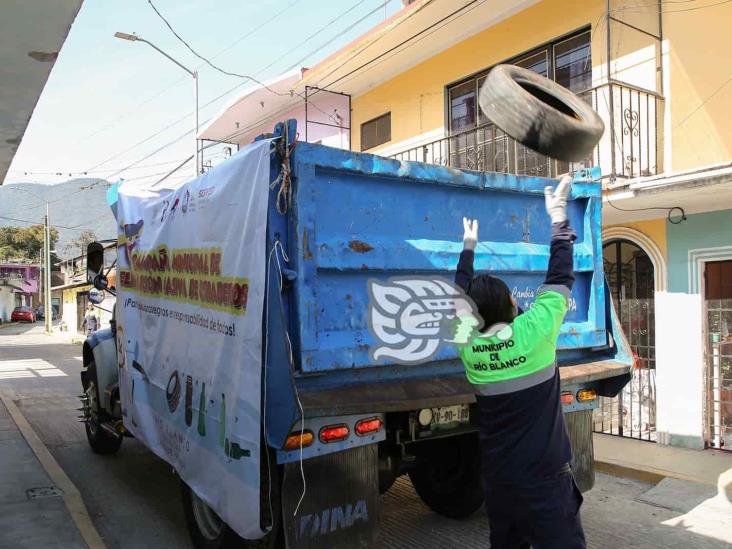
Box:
[390,82,663,182]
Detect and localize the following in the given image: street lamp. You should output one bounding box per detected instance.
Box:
[5,186,53,334]
[114,31,200,177]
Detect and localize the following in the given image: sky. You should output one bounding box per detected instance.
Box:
[3,0,400,187]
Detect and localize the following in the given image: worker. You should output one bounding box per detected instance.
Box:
[455,175,586,549]
[82,304,99,338]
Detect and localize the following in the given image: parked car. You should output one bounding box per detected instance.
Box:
[35,306,58,321]
[11,306,35,323]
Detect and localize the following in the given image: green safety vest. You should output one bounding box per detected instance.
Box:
[458,284,569,396]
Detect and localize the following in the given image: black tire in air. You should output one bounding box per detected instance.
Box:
[479,64,605,162]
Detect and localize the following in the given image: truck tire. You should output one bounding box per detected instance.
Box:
[408,433,484,519]
[478,64,604,162]
[181,449,283,549]
[83,362,122,455]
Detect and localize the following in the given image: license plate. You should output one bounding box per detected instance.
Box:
[431,404,469,426]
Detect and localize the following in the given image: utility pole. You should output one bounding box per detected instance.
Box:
[38,249,43,316]
[44,204,51,334]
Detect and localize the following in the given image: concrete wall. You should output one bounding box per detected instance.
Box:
[667,209,732,294]
[663,3,732,172]
[655,291,705,448]
[0,286,15,323]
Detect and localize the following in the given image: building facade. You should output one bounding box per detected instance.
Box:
[0,262,40,322]
[55,244,117,334]
[202,0,732,451]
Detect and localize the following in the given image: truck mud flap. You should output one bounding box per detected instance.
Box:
[565,409,594,492]
[282,444,379,549]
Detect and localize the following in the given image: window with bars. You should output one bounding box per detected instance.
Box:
[447,29,591,134]
[360,112,391,151]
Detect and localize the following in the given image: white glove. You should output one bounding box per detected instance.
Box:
[544,175,572,224]
[463,217,478,251]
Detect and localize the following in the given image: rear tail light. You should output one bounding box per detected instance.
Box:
[319,424,349,443]
[560,392,574,405]
[355,417,382,436]
[577,389,598,402]
[284,431,314,451]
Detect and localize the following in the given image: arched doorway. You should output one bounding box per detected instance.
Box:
[595,239,657,441]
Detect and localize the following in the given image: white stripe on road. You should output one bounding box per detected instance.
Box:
[0,359,68,379]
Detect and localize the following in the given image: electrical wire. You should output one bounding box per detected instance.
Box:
[316,0,478,91]
[147,0,342,126]
[321,0,489,93]
[74,0,305,147]
[610,0,732,13]
[0,214,81,231]
[605,199,687,224]
[255,0,373,77]
[280,1,392,75]
[29,0,376,183]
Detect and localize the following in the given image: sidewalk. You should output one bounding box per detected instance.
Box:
[0,397,88,548]
[594,433,732,488]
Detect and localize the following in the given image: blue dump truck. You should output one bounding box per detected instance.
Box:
[80,120,632,549]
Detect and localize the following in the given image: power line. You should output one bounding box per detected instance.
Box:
[147,0,342,126]
[282,1,392,75]
[0,214,79,231]
[148,0,292,97]
[74,0,305,147]
[319,0,484,91]
[311,0,439,89]
[84,80,246,174]
[256,0,373,76]
[610,0,732,13]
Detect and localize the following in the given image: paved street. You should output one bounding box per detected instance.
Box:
[1,323,731,549]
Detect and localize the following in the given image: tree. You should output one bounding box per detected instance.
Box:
[0,225,59,262]
[64,229,98,258]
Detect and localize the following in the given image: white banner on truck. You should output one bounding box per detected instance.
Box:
[114,139,272,540]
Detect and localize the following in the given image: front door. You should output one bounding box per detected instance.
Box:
[76,292,89,333]
[704,260,732,450]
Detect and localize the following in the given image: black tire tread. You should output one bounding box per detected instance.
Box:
[408,434,484,519]
[84,362,122,455]
[479,64,604,162]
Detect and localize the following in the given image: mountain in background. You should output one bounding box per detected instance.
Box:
[0,179,116,259]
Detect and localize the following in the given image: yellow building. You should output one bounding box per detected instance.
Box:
[201,0,732,451]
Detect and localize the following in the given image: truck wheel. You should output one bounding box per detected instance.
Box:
[479,64,604,162]
[181,450,283,549]
[83,362,122,455]
[408,433,484,519]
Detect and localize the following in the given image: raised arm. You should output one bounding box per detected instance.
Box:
[515,175,576,343]
[455,217,478,292]
[543,175,576,292]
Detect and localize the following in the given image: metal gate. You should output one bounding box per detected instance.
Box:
[594,240,657,441]
[705,299,732,450]
[593,298,657,440]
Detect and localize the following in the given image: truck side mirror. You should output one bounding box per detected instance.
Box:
[88,288,106,304]
[86,242,108,290]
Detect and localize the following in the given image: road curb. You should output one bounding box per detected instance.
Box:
[0,387,107,549]
[595,460,666,485]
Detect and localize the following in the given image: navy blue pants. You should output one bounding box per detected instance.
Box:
[484,469,586,549]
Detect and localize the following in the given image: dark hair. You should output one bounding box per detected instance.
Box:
[468,274,515,330]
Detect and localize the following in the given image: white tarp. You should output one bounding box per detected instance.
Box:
[114,138,272,539]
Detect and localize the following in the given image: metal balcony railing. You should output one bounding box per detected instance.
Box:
[390,82,663,181]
